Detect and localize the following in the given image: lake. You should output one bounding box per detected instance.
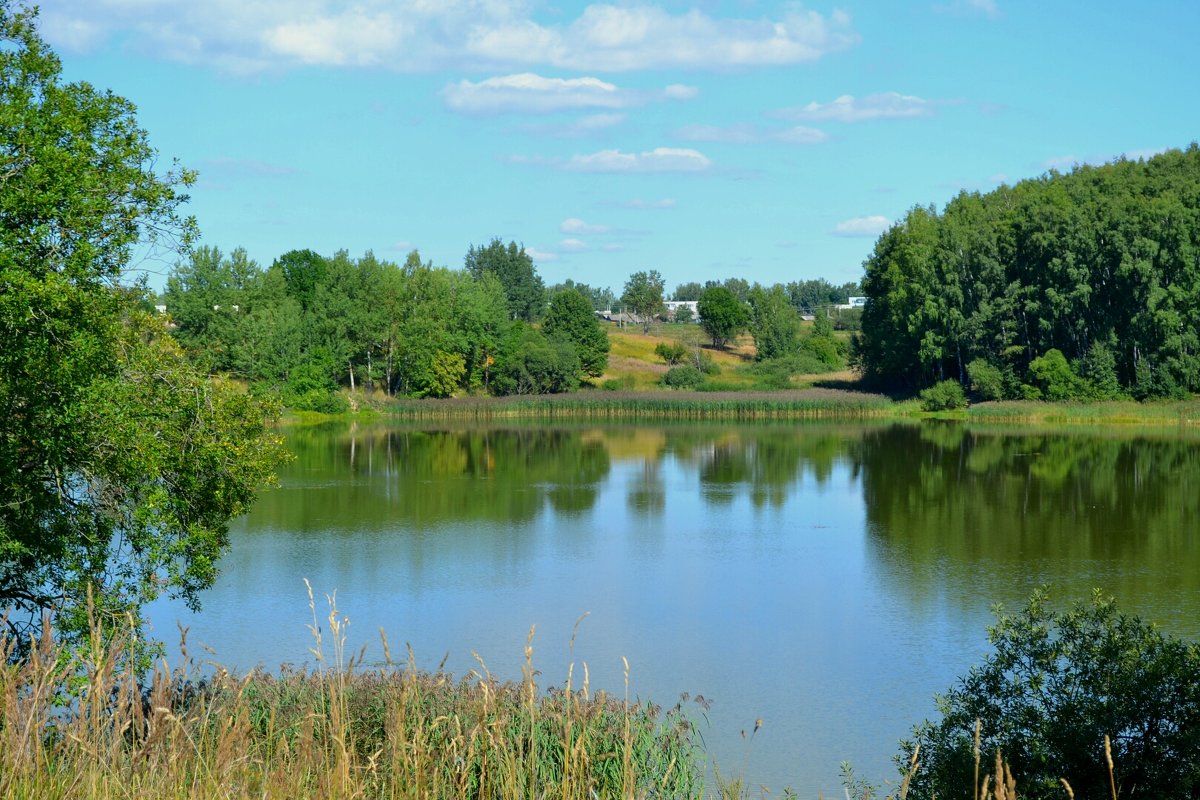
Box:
[146,420,1200,795]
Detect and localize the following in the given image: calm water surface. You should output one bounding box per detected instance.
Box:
[147,421,1200,795]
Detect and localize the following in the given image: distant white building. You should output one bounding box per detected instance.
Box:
[835,296,868,311]
[663,300,699,321]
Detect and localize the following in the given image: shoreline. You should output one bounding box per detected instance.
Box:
[280,388,1200,428]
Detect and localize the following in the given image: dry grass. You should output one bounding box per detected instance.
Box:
[0,591,705,800]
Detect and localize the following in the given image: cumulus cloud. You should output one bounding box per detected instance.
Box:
[832,215,891,237]
[565,147,712,173]
[676,123,828,144]
[40,0,859,73]
[442,73,697,114]
[525,247,559,262]
[559,238,589,252]
[775,92,935,123]
[561,218,610,234]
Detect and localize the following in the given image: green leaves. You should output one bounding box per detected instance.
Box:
[902,589,1200,800]
[858,147,1200,398]
[0,5,280,653]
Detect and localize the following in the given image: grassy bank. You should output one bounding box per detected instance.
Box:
[965,398,1200,425]
[1,597,708,800]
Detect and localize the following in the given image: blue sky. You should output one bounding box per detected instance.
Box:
[42,0,1200,294]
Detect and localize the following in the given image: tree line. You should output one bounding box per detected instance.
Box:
[162,244,863,404]
[161,239,611,409]
[855,145,1200,400]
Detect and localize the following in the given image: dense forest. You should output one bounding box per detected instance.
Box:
[159,237,860,406]
[856,145,1200,400]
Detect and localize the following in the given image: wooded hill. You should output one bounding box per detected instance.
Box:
[856,144,1200,400]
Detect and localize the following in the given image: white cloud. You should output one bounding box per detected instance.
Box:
[560,238,589,252]
[775,92,935,123]
[41,1,858,73]
[561,218,610,234]
[525,247,558,262]
[443,73,697,114]
[832,215,891,237]
[676,123,828,144]
[565,147,712,173]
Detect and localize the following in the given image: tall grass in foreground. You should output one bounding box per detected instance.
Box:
[0,591,705,800]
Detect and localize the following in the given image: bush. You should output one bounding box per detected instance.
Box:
[286,388,349,414]
[654,341,689,365]
[900,590,1200,800]
[601,375,635,391]
[919,379,967,411]
[691,348,720,375]
[662,365,704,389]
[1028,348,1083,401]
[966,358,1004,401]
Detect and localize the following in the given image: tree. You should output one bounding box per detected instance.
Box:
[697,286,749,349]
[464,238,545,322]
[747,284,801,361]
[273,248,328,312]
[542,288,610,378]
[0,4,280,651]
[900,590,1200,800]
[164,246,260,373]
[621,270,666,334]
[673,281,703,300]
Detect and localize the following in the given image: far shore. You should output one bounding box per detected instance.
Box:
[279,387,1200,428]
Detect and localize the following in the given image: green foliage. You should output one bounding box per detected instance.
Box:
[0,5,280,651]
[1027,348,1083,401]
[691,348,720,375]
[1075,341,1124,400]
[697,286,749,349]
[621,270,666,334]
[548,278,615,312]
[919,379,968,411]
[464,238,545,322]
[785,278,860,314]
[273,248,327,311]
[967,358,1005,400]
[901,590,1200,800]
[542,288,609,377]
[654,341,689,365]
[493,325,581,395]
[672,303,694,324]
[857,147,1200,398]
[662,365,705,389]
[748,285,801,361]
[673,281,703,300]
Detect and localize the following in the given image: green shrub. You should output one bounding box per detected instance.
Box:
[966,358,1004,401]
[1075,341,1124,400]
[601,376,635,391]
[662,365,704,389]
[1028,348,1083,401]
[900,590,1200,800]
[689,348,720,375]
[286,388,349,414]
[919,379,967,411]
[654,341,689,365]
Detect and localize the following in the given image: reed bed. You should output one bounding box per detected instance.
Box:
[0,594,706,800]
[380,389,896,422]
[966,399,1200,426]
